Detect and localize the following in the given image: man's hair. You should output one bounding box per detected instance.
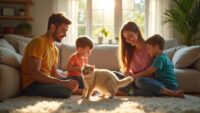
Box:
[146,34,165,50]
[76,36,93,49]
[47,13,71,30]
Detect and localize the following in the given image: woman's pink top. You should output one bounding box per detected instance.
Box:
[129,47,153,75]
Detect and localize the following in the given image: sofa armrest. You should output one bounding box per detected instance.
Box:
[0,64,20,101]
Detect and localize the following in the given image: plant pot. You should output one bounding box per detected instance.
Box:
[19,11,25,16]
[108,39,112,44]
[98,37,103,44]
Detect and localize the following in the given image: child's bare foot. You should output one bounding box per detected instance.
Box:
[160,88,185,98]
[173,90,185,98]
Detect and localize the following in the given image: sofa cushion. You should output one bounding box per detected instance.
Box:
[193,58,200,71]
[172,46,200,68]
[89,45,119,71]
[0,39,16,52]
[164,39,179,49]
[0,47,22,69]
[163,45,186,60]
[0,64,20,101]
[175,68,200,93]
[60,44,119,71]
[60,44,76,70]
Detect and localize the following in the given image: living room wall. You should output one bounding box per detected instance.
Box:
[29,0,56,36]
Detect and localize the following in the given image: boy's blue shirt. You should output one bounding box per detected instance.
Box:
[151,53,177,88]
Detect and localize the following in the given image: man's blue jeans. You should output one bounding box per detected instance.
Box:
[114,71,177,97]
[22,82,72,98]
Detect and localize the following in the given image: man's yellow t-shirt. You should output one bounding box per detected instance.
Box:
[21,35,58,89]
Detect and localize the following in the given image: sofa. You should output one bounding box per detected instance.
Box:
[0,34,200,101]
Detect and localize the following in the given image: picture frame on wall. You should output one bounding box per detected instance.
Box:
[1,7,15,16]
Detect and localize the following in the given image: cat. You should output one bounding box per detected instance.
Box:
[81,64,134,99]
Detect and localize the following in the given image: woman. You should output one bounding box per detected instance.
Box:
[115,21,154,96]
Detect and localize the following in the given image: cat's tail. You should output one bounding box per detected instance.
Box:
[118,76,134,88]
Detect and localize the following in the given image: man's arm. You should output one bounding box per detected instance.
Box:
[51,64,64,78]
[134,66,157,78]
[29,56,61,83]
[29,56,79,91]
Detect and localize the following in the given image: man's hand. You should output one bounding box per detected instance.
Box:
[61,80,79,92]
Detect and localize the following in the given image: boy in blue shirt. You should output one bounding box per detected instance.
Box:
[134,34,185,98]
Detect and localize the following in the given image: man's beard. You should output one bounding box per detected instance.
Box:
[53,30,62,43]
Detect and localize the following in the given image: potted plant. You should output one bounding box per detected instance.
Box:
[163,0,200,46]
[16,22,32,35]
[18,8,25,16]
[95,27,110,44]
[115,36,119,44]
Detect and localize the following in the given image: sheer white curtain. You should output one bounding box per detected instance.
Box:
[53,0,78,45]
[146,0,174,40]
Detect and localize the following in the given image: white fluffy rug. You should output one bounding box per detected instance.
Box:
[0,95,200,113]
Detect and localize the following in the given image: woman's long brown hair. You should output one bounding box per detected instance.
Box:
[118,21,145,72]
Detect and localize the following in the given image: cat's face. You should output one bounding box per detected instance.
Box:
[81,64,94,76]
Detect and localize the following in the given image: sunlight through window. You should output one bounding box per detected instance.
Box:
[93,0,114,11]
[77,0,145,44]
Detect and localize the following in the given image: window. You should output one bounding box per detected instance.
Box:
[92,0,114,39]
[122,0,145,32]
[78,0,87,35]
[77,0,145,43]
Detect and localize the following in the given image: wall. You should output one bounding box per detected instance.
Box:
[29,0,56,36]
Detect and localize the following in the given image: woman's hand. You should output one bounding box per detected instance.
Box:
[124,71,133,77]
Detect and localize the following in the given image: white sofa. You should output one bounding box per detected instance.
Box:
[0,34,200,100]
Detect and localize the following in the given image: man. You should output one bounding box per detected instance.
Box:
[21,13,79,98]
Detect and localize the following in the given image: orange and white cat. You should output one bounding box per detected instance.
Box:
[81,64,134,99]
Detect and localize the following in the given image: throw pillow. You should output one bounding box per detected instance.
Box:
[163,45,187,60]
[172,46,200,68]
[0,47,22,69]
[0,39,16,52]
[18,41,27,56]
[4,34,31,52]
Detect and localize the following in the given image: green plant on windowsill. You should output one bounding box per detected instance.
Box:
[95,27,110,44]
[115,36,119,44]
[163,0,200,46]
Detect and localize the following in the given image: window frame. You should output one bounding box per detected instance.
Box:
[79,0,145,41]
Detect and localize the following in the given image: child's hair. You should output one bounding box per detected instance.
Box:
[146,34,165,50]
[76,36,93,49]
